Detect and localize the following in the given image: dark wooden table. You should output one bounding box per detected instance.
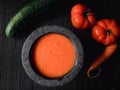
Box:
[0,0,120,90]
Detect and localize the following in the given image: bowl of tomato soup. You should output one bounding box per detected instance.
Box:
[21,25,84,87]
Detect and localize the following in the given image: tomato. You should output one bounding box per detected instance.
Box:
[92,19,120,45]
[71,4,96,30]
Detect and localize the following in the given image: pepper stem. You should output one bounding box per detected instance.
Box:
[87,66,101,78]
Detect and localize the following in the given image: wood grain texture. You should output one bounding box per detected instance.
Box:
[0,0,120,90]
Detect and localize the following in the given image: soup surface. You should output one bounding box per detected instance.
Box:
[33,33,76,78]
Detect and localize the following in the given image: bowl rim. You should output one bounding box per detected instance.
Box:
[21,25,84,87]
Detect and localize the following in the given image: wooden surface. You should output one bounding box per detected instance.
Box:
[0,0,120,90]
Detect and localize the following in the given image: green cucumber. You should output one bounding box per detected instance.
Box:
[5,0,56,38]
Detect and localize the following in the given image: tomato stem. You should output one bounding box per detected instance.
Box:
[106,29,112,35]
[83,9,91,16]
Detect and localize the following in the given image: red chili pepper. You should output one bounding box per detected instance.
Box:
[87,43,117,78]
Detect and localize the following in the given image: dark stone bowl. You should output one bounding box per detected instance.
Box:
[21,25,84,87]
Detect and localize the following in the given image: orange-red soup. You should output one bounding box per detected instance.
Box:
[33,33,76,78]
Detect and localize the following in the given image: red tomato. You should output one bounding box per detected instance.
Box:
[92,19,120,45]
[71,4,96,30]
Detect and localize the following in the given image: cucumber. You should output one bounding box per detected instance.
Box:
[5,0,56,38]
